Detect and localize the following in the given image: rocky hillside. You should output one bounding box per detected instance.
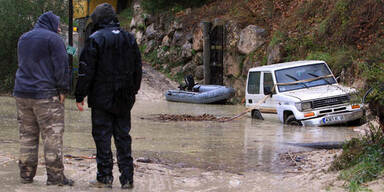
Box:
[123,0,384,103]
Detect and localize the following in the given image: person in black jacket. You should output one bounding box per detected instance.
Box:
[75,3,142,189]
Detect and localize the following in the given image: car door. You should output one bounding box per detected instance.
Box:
[260,72,278,114]
[246,71,264,107]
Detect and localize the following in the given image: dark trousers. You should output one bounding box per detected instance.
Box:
[91,108,134,184]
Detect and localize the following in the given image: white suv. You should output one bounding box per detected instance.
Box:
[245,60,364,126]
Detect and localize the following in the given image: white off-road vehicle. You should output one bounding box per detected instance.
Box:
[245,60,364,126]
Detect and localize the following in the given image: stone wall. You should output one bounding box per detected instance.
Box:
[129,3,283,102]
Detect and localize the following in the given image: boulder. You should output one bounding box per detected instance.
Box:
[192,26,203,51]
[225,20,241,49]
[171,66,182,76]
[182,61,195,74]
[144,40,157,54]
[173,20,183,30]
[192,52,203,66]
[145,23,157,40]
[181,42,193,60]
[267,43,283,65]
[237,25,266,55]
[171,30,184,47]
[162,35,171,47]
[224,51,242,77]
[185,8,192,15]
[242,56,260,76]
[233,78,245,98]
[157,48,170,64]
[130,17,136,29]
[133,2,145,28]
[135,31,144,45]
[194,65,204,80]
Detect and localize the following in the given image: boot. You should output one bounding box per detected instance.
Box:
[89,175,113,188]
[46,175,74,186]
[121,181,134,189]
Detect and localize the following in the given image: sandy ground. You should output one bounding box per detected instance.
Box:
[1,64,383,191]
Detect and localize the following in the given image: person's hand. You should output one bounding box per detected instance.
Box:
[76,101,84,111]
[59,94,65,104]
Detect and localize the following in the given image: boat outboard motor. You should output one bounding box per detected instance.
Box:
[185,75,196,91]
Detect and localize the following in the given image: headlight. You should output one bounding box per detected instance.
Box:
[295,102,312,111]
[302,102,312,111]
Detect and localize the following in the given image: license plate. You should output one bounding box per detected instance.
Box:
[323,115,344,123]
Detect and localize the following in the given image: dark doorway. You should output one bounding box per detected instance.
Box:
[209,24,225,85]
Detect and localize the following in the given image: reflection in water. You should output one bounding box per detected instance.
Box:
[0,96,358,174]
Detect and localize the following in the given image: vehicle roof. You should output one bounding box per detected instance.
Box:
[248,60,326,72]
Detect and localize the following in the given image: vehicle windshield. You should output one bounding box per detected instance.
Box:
[275,63,336,92]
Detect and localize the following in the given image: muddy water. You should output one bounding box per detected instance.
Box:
[0,96,358,174]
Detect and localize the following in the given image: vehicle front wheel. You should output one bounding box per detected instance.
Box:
[285,114,302,126]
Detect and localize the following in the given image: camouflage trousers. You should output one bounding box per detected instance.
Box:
[15,96,65,182]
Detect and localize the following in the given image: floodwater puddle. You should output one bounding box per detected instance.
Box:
[0,96,359,191]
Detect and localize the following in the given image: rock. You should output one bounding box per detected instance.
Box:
[192,26,204,51]
[181,42,193,60]
[130,17,136,29]
[172,30,184,47]
[185,8,192,15]
[157,48,170,64]
[186,33,193,43]
[237,25,266,55]
[145,23,156,40]
[171,66,182,76]
[145,40,157,54]
[224,50,242,77]
[173,21,183,30]
[194,65,204,80]
[233,79,244,98]
[242,56,260,76]
[267,43,283,65]
[169,48,183,64]
[135,31,144,45]
[133,2,145,28]
[182,61,195,74]
[192,52,203,66]
[225,20,241,49]
[162,35,171,47]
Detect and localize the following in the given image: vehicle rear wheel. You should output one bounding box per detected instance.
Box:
[285,114,302,126]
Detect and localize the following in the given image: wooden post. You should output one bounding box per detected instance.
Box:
[202,21,211,85]
[69,0,73,92]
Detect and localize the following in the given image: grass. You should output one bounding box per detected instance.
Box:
[330,124,384,191]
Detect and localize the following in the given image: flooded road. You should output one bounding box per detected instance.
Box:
[0,96,359,191]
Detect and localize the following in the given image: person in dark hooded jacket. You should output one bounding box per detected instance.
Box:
[75,3,142,189]
[14,11,73,186]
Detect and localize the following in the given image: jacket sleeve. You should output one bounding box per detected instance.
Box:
[50,36,71,94]
[75,37,98,103]
[132,39,142,95]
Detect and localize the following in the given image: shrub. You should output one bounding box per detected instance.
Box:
[0,0,68,93]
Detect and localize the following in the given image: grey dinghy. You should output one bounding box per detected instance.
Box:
[165,85,235,104]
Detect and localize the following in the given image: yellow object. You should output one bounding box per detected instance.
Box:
[73,0,118,19]
[73,27,78,32]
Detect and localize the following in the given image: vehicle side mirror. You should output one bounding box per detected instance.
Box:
[264,87,273,96]
[336,76,340,83]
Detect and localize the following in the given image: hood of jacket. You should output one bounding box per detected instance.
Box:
[34,11,60,33]
[90,3,119,31]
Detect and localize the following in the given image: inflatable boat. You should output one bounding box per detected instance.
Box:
[165,85,235,104]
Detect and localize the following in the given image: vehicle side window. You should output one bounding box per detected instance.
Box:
[248,72,260,94]
[263,73,274,93]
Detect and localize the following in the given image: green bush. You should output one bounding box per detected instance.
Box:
[0,0,68,93]
[331,124,384,191]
